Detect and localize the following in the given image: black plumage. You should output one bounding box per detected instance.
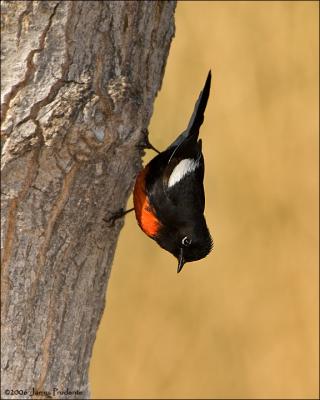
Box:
[143,71,213,272]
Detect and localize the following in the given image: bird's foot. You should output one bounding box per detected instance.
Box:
[138,129,160,154]
[103,207,134,227]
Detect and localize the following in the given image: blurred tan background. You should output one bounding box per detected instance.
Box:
[90,1,319,398]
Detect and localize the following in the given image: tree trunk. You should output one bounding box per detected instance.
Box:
[1,1,176,398]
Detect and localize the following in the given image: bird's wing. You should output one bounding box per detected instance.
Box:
[164,140,205,214]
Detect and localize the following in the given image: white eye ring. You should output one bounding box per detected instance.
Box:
[182,236,192,247]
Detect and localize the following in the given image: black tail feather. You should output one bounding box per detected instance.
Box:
[188,70,211,137]
[167,71,211,162]
[167,71,212,152]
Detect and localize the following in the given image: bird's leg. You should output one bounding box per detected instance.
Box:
[103,207,134,227]
[138,129,160,154]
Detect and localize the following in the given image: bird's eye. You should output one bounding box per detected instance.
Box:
[182,236,192,247]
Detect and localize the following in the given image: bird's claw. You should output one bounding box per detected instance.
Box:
[103,208,126,227]
[103,207,134,227]
[138,129,160,154]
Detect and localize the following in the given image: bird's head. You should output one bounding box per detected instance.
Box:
[155,217,213,273]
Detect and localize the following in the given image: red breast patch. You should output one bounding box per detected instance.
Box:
[133,167,160,238]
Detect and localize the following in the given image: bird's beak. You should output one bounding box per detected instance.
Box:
[177,248,185,273]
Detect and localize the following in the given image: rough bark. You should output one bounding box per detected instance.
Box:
[0,1,176,398]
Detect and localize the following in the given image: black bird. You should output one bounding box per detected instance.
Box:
[132,71,213,273]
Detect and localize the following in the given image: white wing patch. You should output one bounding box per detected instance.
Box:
[168,158,199,188]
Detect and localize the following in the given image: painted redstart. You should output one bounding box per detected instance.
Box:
[109,71,213,273]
